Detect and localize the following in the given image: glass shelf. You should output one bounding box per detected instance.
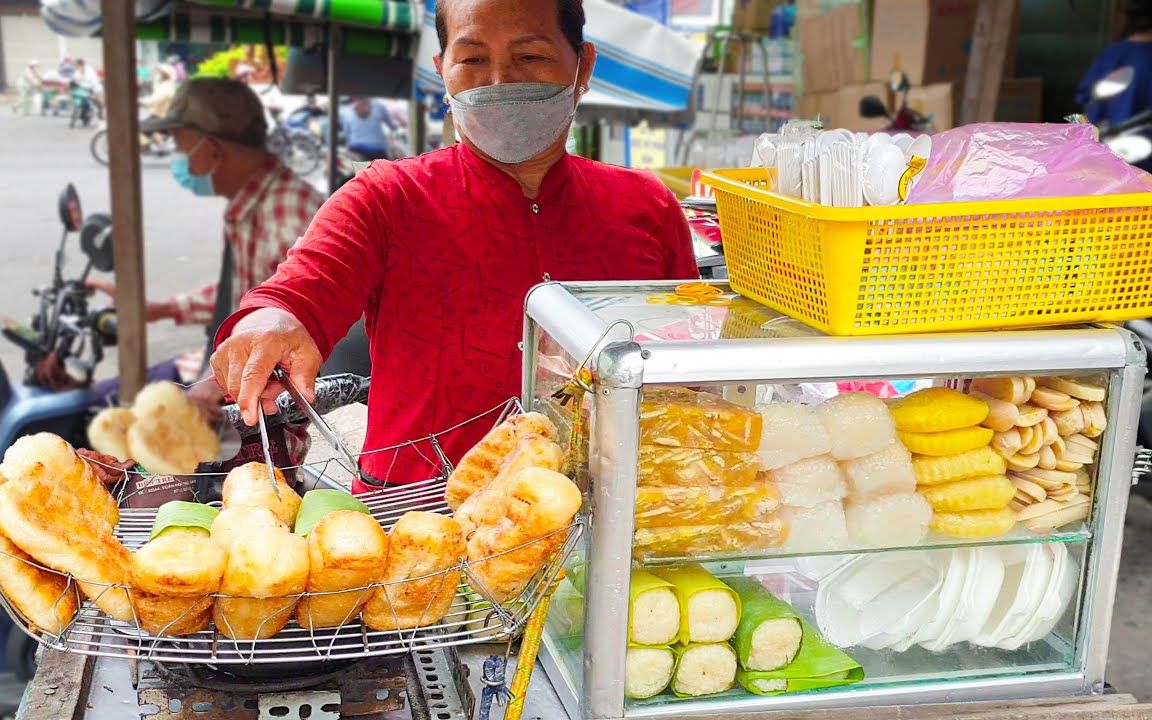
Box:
[635,522,1091,568]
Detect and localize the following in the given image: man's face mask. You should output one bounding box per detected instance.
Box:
[171,137,217,197]
[446,59,582,165]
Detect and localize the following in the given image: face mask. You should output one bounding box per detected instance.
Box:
[171,138,216,197]
[447,62,582,164]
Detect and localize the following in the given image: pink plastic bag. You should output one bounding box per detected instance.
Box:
[908,123,1152,203]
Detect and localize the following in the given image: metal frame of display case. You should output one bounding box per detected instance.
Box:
[523,281,1147,720]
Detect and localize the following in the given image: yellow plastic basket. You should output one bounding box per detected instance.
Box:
[702,168,1152,336]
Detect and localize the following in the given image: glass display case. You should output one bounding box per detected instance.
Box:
[523,281,1147,720]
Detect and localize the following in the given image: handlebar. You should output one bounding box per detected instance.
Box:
[224,374,370,438]
[1105,109,1152,137]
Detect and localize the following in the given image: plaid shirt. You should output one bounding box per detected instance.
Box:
[168,157,324,325]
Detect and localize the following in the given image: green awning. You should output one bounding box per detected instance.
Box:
[136,11,416,58]
[183,0,417,33]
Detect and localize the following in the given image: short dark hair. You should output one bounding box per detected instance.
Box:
[435,0,585,57]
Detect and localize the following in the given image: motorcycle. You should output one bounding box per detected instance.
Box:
[0,187,373,685]
[0,184,117,683]
[267,106,323,177]
[1070,65,1152,166]
[859,71,935,134]
[68,81,93,129]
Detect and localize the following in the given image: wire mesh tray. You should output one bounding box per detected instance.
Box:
[0,475,585,666]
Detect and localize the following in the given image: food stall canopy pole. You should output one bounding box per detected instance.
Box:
[960,0,1016,125]
[328,25,341,194]
[100,0,148,401]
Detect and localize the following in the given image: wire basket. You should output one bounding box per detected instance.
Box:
[0,476,585,665]
[703,168,1152,336]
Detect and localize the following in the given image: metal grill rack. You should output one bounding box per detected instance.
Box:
[1,475,585,666]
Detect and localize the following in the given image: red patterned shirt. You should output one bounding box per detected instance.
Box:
[167,156,324,325]
[218,144,698,490]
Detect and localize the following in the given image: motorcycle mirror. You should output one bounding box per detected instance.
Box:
[1107,133,1152,164]
[57,184,82,233]
[860,96,890,119]
[888,70,910,94]
[1094,66,1134,100]
[79,213,115,272]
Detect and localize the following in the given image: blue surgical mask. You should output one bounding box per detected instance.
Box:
[170,138,216,197]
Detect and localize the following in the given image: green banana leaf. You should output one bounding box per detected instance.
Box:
[736,619,864,696]
[724,576,803,672]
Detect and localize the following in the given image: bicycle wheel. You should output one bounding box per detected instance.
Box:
[90,129,109,166]
[281,135,322,176]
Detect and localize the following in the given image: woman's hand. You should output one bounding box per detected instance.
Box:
[210,307,322,426]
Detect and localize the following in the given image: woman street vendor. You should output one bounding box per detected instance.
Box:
[209,0,697,491]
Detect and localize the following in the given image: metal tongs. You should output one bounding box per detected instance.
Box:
[271,367,362,483]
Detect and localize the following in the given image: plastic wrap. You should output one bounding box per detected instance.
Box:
[632,517,787,561]
[640,387,762,453]
[638,445,760,488]
[907,123,1152,204]
[634,484,781,529]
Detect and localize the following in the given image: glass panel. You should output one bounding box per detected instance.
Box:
[624,543,1085,713]
[579,290,824,344]
[633,373,1110,563]
[544,537,587,702]
[529,325,591,490]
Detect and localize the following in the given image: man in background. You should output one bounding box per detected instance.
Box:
[339,97,398,160]
[89,78,324,423]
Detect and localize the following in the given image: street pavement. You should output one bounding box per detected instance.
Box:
[2,105,1152,706]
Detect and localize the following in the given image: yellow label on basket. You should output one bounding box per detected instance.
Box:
[898,155,928,203]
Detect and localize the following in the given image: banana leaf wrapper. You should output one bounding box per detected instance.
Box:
[629,569,680,646]
[724,576,802,672]
[651,565,742,645]
[735,619,864,695]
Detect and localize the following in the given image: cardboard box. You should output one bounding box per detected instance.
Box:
[797,91,839,123]
[871,0,979,87]
[905,82,954,130]
[995,77,1043,123]
[837,83,890,132]
[798,3,870,94]
[830,4,870,87]
[732,0,788,33]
